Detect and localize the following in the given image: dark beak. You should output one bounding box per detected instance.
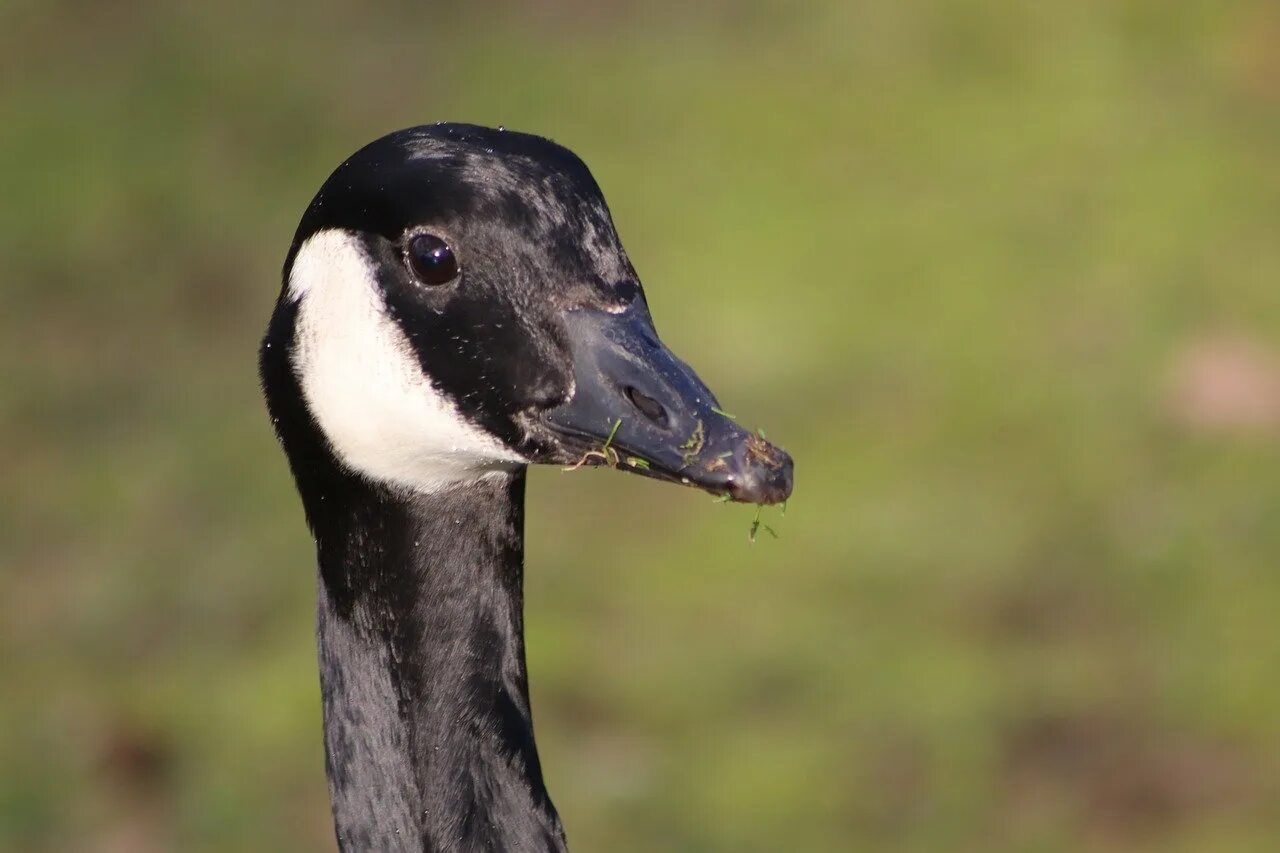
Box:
[542,306,793,505]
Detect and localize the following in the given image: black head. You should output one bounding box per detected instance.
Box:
[261,123,792,504]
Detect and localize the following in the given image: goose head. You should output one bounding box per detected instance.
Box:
[264,123,793,505]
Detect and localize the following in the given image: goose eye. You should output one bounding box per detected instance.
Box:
[615,280,639,303]
[407,234,460,285]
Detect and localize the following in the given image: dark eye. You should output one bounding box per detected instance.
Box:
[406,233,460,286]
[615,280,640,304]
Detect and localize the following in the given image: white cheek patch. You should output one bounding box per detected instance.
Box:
[288,229,524,493]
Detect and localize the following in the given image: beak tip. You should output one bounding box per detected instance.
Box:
[727,442,793,506]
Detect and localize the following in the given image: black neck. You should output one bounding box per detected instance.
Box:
[262,298,564,850]
[311,469,565,852]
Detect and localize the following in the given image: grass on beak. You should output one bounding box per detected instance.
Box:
[749,505,778,543]
[563,418,623,471]
[679,419,706,467]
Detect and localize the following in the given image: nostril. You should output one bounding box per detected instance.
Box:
[624,385,669,428]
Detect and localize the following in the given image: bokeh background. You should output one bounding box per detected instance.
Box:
[4,1,1280,850]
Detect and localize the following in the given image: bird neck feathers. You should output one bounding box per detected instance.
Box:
[314,471,566,852]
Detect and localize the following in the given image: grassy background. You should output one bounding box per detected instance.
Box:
[3,1,1280,850]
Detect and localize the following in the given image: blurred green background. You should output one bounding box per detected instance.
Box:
[3,1,1280,850]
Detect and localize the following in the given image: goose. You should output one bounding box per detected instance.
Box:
[259,123,794,852]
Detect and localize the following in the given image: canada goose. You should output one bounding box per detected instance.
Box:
[259,123,793,851]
